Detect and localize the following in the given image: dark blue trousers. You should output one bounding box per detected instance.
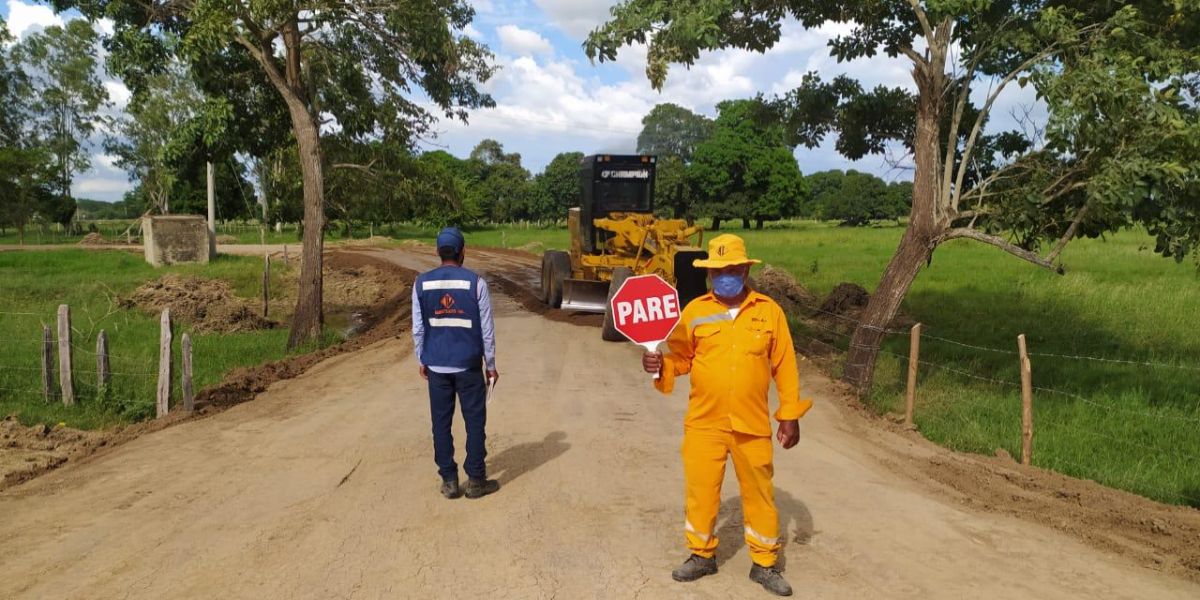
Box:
[427,367,488,481]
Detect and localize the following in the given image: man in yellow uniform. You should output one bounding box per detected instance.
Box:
[642,233,811,597]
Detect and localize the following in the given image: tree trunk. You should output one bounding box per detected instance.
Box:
[755,218,764,230]
[742,218,751,229]
[711,217,722,231]
[843,63,945,392]
[245,21,327,351]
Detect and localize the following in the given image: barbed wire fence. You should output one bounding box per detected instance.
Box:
[0,306,194,422]
[785,301,1200,507]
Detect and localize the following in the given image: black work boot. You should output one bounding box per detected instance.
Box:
[464,478,500,499]
[440,478,462,499]
[671,554,717,582]
[749,564,793,596]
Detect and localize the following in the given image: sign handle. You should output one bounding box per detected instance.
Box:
[641,342,663,380]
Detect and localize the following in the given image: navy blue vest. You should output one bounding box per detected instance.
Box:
[416,265,484,369]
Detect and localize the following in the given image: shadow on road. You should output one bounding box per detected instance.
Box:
[488,431,570,486]
[714,486,813,573]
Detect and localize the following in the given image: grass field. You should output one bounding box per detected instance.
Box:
[0,250,301,428]
[387,220,1199,506]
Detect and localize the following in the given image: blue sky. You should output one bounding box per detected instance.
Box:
[2,0,1044,202]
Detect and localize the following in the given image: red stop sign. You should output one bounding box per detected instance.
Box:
[610,274,682,349]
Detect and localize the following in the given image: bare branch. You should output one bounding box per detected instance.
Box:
[1046,204,1088,263]
[934,228,1064,273]
[907,0,936,45]
[951,48,1057,210]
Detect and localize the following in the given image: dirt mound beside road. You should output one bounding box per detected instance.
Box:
[77,232,111,246]
[121,274,276,333]
[0,417,108,489]
[753,265,819,314]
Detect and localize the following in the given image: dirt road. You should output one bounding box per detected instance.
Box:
[1,246,1197,599]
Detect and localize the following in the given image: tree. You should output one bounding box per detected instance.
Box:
[73,0,498,349]
[586,1,1200,390]
[465,139,535,222]
[655,153,696,220]
[12,20,110,223]
[688,100,807,230]
[109,58,205,215]
[637,103,713,163]
[806,170,908,225]
[534,151,584,220]
[0,146,56,244]
[0,16,22,146]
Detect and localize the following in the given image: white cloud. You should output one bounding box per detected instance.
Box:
[462,23,484,40]
[471,0,496,13]
[496,24,554,57]
[72,153,131,201]
[104,80,132,110]
[5,0,64,38]
[532,0,614,38]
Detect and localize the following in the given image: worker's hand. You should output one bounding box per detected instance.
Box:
[777,420,800,449]
[419,365,428,381]
[486,369,499,385]
[642,351,663,374]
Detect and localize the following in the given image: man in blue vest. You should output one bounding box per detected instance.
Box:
[411,227,500,499]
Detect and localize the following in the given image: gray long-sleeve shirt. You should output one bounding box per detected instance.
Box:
[412,277,497,373]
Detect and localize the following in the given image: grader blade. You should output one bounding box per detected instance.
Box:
[561,279,610,313]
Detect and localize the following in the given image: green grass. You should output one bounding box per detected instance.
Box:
[414,219,1200,506]
[0,250,300,428]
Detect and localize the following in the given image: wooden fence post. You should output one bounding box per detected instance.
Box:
[181,333,194,412]
[283,244,289,266]
[41,325,54,402]
[1018,334,1033,466]
[96,330,110,392]
[905,323,922,427]
[156,308,172,418]
[262,254,270,318]
[57,304,74,406]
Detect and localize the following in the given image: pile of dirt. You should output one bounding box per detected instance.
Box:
[752,265,819,314]
[339,236,393,248]
[0,417,109,489]
[820,282,870,314]
[77,232,111,246]
[516,241,544,254]
[121,274,276,333]
[277,252,396,315]
[196,253,416,410]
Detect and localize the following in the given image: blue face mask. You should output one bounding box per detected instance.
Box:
[712,273,745,298]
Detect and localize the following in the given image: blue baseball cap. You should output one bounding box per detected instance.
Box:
[436,227,465,252]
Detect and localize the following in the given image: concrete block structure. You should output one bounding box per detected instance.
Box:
[143,215,211,267]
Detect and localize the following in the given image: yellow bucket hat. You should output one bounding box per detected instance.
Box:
[693,234,762,268]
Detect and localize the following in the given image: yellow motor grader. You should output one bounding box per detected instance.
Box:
[540,154,708,341]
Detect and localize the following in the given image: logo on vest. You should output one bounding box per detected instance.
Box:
[434,291,467,317]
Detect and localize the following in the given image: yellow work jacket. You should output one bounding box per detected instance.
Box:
[655,290,812,437]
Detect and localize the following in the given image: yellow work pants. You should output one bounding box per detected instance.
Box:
[682,427,780,567]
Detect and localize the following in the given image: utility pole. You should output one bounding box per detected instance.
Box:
[207,160,216,258]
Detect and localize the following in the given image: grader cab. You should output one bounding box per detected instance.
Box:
[540,154,708,341]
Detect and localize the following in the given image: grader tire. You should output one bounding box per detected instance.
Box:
[601,267,634,342]
[543,251,572,309]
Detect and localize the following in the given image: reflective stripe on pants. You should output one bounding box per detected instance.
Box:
[681,427,780,567]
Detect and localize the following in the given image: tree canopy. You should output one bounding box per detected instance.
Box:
[587,0,1200,389]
